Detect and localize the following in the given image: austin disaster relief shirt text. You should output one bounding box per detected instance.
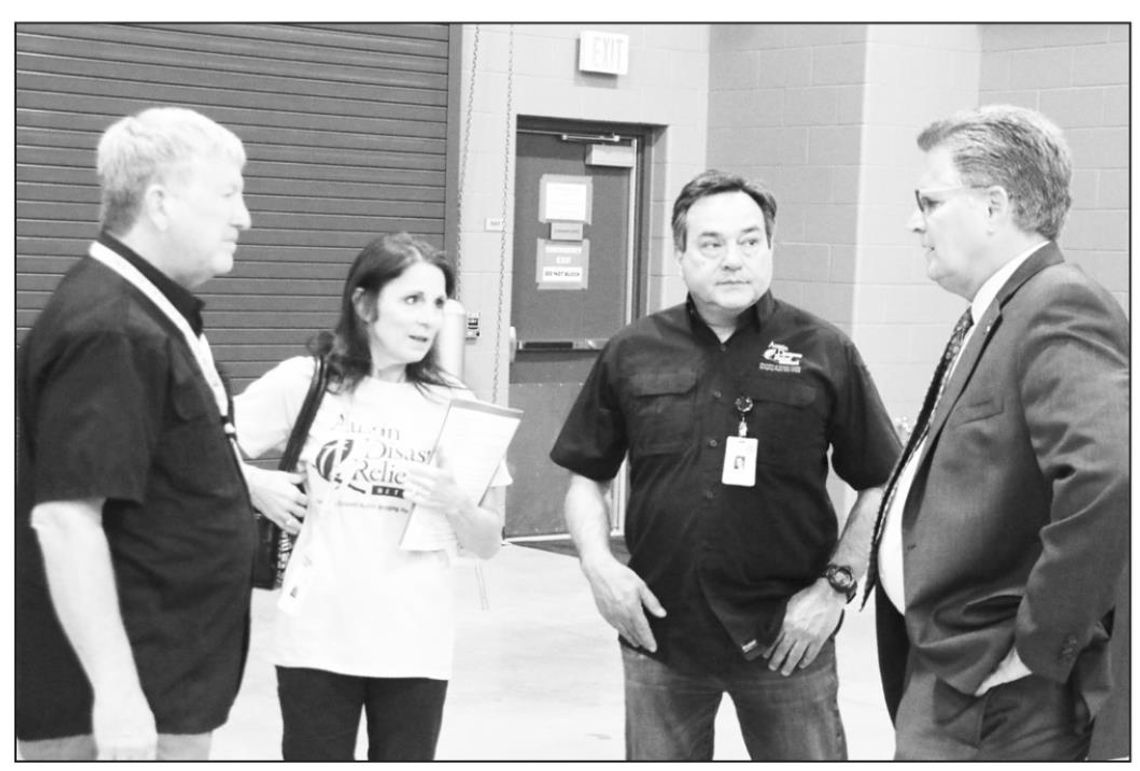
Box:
[235,356,508,681]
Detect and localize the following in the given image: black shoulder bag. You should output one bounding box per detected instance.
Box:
[252,355,330,590]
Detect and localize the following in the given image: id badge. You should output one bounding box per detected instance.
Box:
[722,436,757,487]
[277,551,313,615]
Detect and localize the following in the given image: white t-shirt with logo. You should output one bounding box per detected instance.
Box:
[235,356,510,680]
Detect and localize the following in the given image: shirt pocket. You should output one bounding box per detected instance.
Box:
[626,369,698,456]
[748,377,822,467]
[161,365,240,496]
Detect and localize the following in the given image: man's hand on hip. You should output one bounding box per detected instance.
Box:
[763,578,844,676]
[581,554,666,652]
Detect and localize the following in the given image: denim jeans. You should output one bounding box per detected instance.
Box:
[17,731,212,760]
[621,639,847,760]
[276,666,448,761]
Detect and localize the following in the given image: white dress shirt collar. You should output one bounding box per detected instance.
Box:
[970,242,1049,324]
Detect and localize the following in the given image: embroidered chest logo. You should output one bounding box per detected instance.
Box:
[760,341,804,373]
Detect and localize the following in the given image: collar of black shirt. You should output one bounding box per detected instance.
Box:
[684,291,776,340]
[98,231,206,336]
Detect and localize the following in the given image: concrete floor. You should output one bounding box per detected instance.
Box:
[212,543,897,760]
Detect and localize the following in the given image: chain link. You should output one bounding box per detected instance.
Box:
[490,26,514,404]
[453,24,480,297]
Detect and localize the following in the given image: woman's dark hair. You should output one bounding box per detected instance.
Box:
[309,232,458,394]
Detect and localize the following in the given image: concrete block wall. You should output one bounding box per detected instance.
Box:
[704,22,1129,429]
[706,23,874,514]
[705,23,1132,511]
[707,24,870,333]
[454,23,711,403]
[979,23,1129,314]
[856,24,982,426]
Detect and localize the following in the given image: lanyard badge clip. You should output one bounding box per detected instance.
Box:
[734,396,753,437]
[723,396,757,487]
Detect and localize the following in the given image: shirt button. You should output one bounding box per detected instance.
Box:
[719,344,727,352]
[708,438,719,448]
[712,390,722,400]
[704,490,715,501]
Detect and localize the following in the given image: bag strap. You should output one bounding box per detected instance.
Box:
[277,356,329,472]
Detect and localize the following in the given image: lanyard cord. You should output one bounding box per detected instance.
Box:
[87,242,238,458]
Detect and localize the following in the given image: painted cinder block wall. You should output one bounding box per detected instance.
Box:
[705,22,1129,510]
[707,23,871,335]
[978,23,1129,312]
[854,24,984,427]
[857,22,1129,432]
[707,21,1129,443]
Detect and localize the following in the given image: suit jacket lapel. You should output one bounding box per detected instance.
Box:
[917,243,1065,468]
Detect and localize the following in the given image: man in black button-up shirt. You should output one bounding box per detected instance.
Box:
[16,107,255,761]
[551,170,899,760]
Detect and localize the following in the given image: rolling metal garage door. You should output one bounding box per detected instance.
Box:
[16,22,457,392]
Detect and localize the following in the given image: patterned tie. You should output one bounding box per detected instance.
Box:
[864,308,973,605]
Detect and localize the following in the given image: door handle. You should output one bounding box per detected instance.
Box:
[517,338,609,352]
[509,325,518,364]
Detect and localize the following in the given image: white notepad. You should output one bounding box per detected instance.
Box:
[399,399,523,553]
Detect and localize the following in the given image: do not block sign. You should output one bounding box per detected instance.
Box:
[536,239,590,290]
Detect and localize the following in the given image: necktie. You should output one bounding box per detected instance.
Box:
[864,308,973,604]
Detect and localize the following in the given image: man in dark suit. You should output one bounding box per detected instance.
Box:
[866,105,1128,760]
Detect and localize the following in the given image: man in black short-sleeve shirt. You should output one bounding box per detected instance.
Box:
[16,107,255,761]
[551,170,900,760]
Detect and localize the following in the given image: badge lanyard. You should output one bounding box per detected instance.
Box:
[87,242,239,460]
[722,396,757,487]
[278,429,362,614]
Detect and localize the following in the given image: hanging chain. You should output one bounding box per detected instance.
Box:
[453,24,480,297]
[451,26,502,612]
[490,26,514,405]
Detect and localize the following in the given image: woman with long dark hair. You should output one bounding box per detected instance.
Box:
[235,232,507,760]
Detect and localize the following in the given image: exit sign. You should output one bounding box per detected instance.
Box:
[578,31,629,75]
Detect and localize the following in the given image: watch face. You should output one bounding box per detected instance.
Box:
[827,565,855,591]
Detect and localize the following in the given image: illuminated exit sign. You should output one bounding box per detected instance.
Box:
[578,31,630,75]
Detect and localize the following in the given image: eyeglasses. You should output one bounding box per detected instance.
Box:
[913,185,990,217]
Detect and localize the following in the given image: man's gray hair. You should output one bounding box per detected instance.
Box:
[96,106,246,235]
[917,104,1072,241]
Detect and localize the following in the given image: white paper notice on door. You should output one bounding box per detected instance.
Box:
[539,174,592,223]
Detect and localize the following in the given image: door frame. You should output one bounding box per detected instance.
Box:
[509,116,658,537]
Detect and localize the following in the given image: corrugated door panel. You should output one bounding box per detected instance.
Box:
[16,22,453,393]
[16,52,445,106]
[19,24,448,76]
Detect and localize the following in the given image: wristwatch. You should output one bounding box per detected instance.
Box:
[824,564,858,603]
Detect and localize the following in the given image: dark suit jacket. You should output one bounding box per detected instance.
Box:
[875,243,1129,754]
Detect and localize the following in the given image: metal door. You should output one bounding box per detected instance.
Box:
[505,124,642,537]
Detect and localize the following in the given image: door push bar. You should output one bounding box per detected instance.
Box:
[516,337,609,352]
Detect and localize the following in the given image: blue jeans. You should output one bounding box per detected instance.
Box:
[621,640,847,760]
